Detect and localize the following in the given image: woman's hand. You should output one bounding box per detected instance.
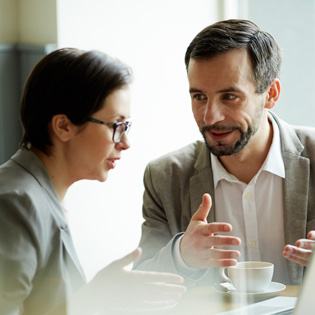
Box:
[84,247,186,312]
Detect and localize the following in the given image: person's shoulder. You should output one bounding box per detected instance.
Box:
[284,122,315,146]
[272,113,315,145]
[147,140,205,168]
[0,156,36,192]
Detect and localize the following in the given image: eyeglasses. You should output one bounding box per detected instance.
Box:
[87,117,132,143]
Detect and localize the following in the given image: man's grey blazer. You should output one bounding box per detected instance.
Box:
[0,148,86,315]
[134,112,315,287]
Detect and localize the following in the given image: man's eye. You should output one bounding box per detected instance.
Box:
[193,94,206,100]
[223,94,236,100]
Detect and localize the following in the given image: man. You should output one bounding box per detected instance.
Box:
[134,19,315,287]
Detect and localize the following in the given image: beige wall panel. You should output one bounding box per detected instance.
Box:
[0,0,18,43]
[18,0,57,44]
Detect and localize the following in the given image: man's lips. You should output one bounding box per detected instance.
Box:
[206,129,235,141]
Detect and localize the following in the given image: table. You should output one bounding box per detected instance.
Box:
[163,285,300,315]
[110,285,300,315]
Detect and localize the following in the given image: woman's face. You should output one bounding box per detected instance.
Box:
[67,87,131,183]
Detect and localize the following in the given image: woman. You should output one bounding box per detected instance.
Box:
[0,48,186,315]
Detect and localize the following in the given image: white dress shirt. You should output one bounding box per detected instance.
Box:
[174,114,290,284]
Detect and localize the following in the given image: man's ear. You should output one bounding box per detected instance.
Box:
[265,78,281,109]
[50,114,73,142]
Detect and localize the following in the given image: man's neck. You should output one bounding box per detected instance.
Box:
[218,118,273,184]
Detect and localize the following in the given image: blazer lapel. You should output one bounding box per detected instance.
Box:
[189,142,216,223]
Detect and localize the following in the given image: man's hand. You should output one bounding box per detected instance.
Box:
[180,193,241,269]
[283,231,315,266]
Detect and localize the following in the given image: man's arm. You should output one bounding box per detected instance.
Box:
[134,163,241,283]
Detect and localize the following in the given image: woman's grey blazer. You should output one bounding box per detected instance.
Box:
[0,148,86,315]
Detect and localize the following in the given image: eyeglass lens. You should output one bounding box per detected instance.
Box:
[114,123,127,143]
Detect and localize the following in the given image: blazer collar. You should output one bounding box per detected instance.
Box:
[11,148,86,280]
[190,142,216,223]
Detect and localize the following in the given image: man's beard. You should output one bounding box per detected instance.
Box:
[201,124,254,156]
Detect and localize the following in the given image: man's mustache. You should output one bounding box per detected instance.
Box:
[201,124,241,133]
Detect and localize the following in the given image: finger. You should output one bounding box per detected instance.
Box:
[296,239,315,250]
[191,193,212,222]
[194,248,240,261]
[194,234,241,248]
[113,247,142,268]
[283,250,311,267]
[198,222,235,236]
[283,245,312,266]
[196,257,239,269]
[308,231,315,240]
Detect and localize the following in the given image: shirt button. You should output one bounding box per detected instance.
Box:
[244,192,252,200]
[249,241,256,248]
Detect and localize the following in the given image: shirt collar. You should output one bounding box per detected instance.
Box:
[211,112,285,188]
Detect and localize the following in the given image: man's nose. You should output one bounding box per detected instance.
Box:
[203,100,225,125]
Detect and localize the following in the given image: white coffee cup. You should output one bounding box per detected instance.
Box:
[219,261,274,293]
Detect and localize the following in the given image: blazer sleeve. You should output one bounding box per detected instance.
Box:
[133,163,208,287]
[0,192,38,314]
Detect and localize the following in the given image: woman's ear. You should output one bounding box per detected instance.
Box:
[50,114,73,142]
[265,78,281,109]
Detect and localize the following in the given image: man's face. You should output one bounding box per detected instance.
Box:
[187,49,268,157]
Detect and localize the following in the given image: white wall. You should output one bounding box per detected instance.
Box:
[58,0,219,280]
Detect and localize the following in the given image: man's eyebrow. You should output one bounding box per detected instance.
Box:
[217,87,241,93]
[189,88,204,94]
[189,87,242,94]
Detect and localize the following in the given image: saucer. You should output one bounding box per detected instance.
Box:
[213,282,286,299]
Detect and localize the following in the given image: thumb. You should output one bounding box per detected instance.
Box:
[113,247,142,269]
[192,193,212,223]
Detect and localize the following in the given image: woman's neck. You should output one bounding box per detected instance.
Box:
[31,147,69,201]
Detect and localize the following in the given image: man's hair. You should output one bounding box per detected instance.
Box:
[20,48,132,154]
[185,19,282,93]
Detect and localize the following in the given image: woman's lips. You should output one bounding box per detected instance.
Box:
[107,158,120,169]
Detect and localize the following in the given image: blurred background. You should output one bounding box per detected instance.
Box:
[0,0,314,281]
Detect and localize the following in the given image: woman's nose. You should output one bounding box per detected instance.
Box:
[116,133,131,150]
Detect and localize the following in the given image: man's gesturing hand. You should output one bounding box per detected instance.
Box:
[180,193,241,269]
[283,230,315,266]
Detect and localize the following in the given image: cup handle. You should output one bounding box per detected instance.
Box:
[219,267,231,283]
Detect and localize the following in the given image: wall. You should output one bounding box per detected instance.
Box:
[0,0,57,45]
[0,0,58,164]
[18,0,57,44]
[247,0,315,127]
[0,0,18,43]
[58,0,220,280]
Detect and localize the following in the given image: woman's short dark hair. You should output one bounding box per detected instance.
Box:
[20,48,132,154]
[185,19,282,93]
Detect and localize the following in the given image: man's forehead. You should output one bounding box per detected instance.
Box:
[187,50,256,90]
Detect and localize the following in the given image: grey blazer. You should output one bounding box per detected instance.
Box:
[134,113,315,287]
[0,149,86,315]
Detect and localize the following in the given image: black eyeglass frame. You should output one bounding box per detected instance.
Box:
[87,117,132,143]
